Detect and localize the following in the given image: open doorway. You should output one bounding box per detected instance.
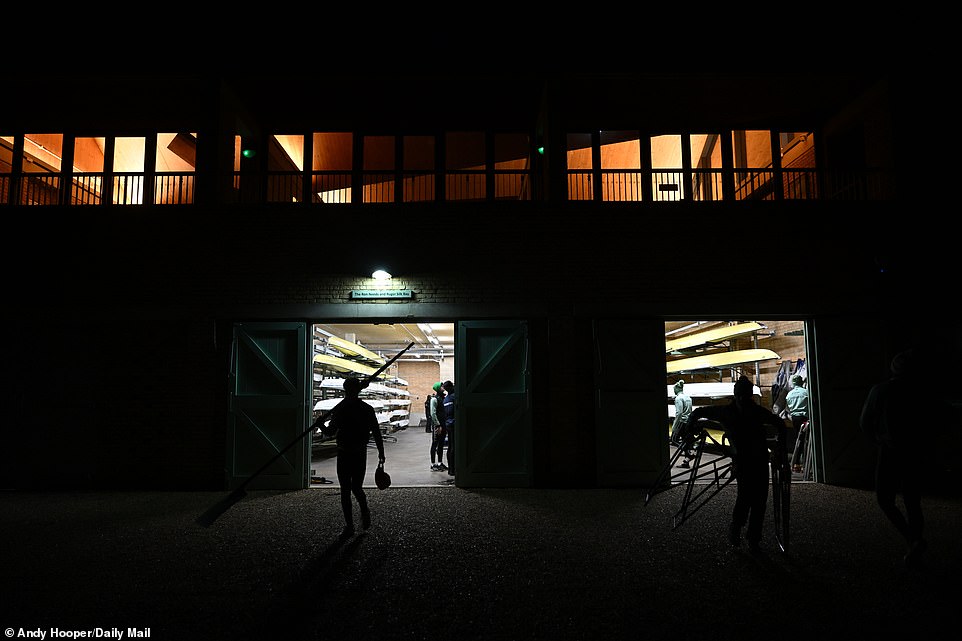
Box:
[665,320,812,483]
[309,322,456,487]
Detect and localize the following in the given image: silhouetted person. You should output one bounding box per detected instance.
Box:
[859,349,939,567]
[689,376,786,551]
[442,380,456,477]
[429,382,447,471]
[315,376,385,538]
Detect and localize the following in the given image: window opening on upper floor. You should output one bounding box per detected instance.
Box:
[156,133,196,205]
[494,133,531,200]
[732,129,772,200]
[363,135,395,203]
[651,134,682,202]
[268,134,304,203]
[691,134,721,169]
[733,129,772,169]
[73,137,106,172]
[691,134,723,201]
[601,131,641,202]
[233,135,243,174]
[0,135,12,204]
[1,135,12,169]
[23,134,63,172]
[271,135,304,170]
[779,131,817,199]
[72,137,106,205]
[313,132,352,204]
[566,132,592,201]
[780,132,803,155]
[158,134,196,171]
[403,135,435,203]
[364,135,395,170]
[445,132,485,201]
[113,138,145,173]
[113,137,145,205]
[21,134,63,205]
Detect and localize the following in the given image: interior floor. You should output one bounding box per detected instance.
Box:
[309,424,813,489]
[311,422,456,488]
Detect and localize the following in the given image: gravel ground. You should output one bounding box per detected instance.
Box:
[2,484,960,641]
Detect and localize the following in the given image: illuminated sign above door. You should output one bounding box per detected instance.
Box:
[350,289,413,299]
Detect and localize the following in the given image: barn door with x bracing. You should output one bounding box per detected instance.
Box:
[226,322,309,490]
[455,320,532,488]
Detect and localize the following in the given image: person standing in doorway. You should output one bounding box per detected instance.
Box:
[442,380,456,478]
[670,380,694,445]
[670,379,695,468]
[429,382,447,472]
[785,375,809,472]
[688,376,787,551]
[315,376,385,539]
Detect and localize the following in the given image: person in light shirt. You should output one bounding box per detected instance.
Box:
[785,375,809,472]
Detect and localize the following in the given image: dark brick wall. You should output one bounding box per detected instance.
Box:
[6,194,944,490]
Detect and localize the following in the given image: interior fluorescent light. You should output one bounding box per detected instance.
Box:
[371,269,392,280]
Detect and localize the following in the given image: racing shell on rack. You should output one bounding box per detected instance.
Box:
[666,348,779,374]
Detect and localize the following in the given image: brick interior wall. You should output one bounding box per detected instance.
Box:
[397,360,442,426]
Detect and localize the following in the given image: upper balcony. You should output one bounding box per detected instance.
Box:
[0,128,895,207]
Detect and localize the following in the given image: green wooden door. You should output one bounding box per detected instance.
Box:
[809,316,883,487]
[593,319,668,486]
[226,322,309,490]
[455,320,532,488]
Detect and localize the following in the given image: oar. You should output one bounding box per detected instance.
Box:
[196,341,415,527]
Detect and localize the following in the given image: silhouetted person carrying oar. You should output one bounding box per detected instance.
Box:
[314,376,385,539]
[688,376,787,552]
[195,342,413,529]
